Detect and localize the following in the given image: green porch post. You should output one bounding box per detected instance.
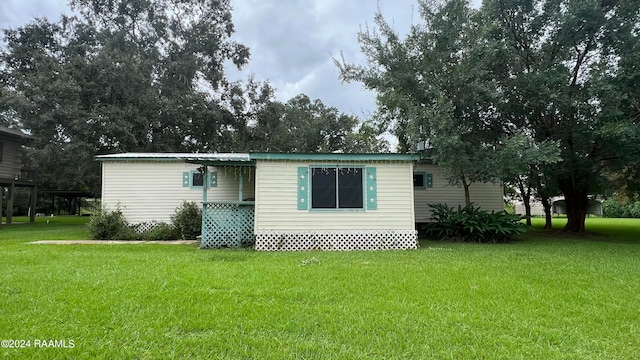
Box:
[201,166,210,248]
[238,170,244,202]
[202,166,208,202]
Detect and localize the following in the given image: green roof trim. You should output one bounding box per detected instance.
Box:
[250,153,420,161]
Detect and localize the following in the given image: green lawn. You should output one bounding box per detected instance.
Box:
[1,217,639,359]
[0,216,90,242]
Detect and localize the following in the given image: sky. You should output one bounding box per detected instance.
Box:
[0,0,481,120]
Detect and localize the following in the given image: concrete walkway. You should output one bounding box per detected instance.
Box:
[27,240,199,245]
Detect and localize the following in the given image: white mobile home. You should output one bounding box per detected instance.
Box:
[412,163,504,223]
[97,153,254,224]
[250,153,418,250]
[96,153,504,250]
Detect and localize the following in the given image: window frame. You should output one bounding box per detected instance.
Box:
[309,165,366,211]
[413,172,433,189]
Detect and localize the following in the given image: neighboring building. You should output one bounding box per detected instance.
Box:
[513,201,547,217]
[0,126,37,224]
[96,152,505,250]
[513,196,603,217]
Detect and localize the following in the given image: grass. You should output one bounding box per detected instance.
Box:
[530,217,640,242]
[0,216,90,242]
[1,217,639,359]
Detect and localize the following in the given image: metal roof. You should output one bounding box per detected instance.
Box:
[250,152,420,161]
[95,152,420,164]
[95,153,251,162]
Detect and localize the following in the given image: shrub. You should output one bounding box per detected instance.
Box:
[142,223,178,241]
[603,198,640,218]
[422,203,527,243]
[88,208,137,240]
[171,201,202,240]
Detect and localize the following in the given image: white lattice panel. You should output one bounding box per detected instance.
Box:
[255,230,418,251]
[131,222,160,234]
[201,202,255,248]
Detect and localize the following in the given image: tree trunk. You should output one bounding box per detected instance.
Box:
[558,179,588,232]
[523,198,532,226]
[517,178,532,226]
[463,182,471,206]
[540,195,553,229]
[461,171,471,206]
[534,174,553,229]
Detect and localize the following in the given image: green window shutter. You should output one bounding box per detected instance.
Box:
[182,172,190,187]
[298,166,309,210]
[426,173,433,188]
[366,167,377,210]
[208,171,218,188]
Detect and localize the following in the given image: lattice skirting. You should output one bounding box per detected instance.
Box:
[131,222,161,234]
[201,202,255,248]
[255,230,418,251]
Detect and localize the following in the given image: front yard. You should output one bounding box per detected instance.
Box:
[0,217,639,359]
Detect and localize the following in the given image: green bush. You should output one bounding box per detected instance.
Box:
[423,203,527,243]
[603,198,640,218]
[171,201,202,240]
[88,208,137,240]
[142,223,178,241]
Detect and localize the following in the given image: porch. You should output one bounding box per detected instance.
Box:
[185,154,255,248]
[201,201,254,248]
[1,168,38,225]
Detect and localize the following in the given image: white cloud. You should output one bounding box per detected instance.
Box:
[225,0,419,118]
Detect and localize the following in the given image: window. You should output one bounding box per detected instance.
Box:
[414,172,433,189]
[191,172,205,187]
[311,167,363,209]
[182,171,217,189]
[413,173,424,188]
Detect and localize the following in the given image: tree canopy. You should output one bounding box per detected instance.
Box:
[338,0,640,232]
[1,0,387,197]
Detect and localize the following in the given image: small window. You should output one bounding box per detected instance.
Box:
[311,167,363,210]
[413,173,424,188]
[414,172,433,188]
[191,172,205,187]
[183,170,217,189]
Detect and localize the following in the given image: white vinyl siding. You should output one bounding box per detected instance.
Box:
[255,160,415,231]
[101,161,251,223]
[413,164,504,222]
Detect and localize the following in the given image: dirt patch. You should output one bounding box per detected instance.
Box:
[27,240,199,245]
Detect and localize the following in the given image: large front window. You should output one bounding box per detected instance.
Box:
[311,167,363,209]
